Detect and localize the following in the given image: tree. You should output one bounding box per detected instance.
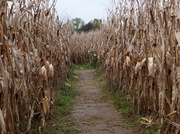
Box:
[79,19,102,33]
[71,18,85,32]
[79,22,94,32]
[71,18,103,33]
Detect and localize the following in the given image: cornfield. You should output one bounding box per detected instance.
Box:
[0,0,71,133]
[1,0,180,133]
[70,0,180,133]
[70,31,101,65]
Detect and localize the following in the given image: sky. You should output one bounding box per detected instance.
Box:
[55,0,118,23]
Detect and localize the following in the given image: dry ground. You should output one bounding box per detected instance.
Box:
[71,70,137,134]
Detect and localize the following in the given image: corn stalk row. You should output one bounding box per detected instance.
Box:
[70,0,180,133]
[0,0,71,133]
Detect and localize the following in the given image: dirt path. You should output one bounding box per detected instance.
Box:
[71,70,136,134]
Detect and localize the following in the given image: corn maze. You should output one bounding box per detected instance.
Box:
[0,0,180,133]
[70,0,180,133]
[0,0,71,133]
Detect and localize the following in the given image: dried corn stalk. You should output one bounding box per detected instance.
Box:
[0,0,71,133]
[70,0,180,133]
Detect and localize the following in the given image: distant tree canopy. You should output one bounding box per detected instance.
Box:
[71,18,102,33]
[71,18,85,31]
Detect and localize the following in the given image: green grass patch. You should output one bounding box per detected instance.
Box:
[45,74,78,134]
[95,70,158,134]
[144,131,158,134]
[28,72,78,134]
[95,71,135,124]
[72,64,94,70]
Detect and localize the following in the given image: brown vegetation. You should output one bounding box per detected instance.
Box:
[0,0,71,133]
[70,0,180,133]
[0,0,180,133]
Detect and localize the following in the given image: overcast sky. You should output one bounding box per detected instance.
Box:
[55,0,118,23]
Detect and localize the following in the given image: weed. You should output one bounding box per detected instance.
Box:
[144,131,158,134]
[95,70,158,134]
[28,72,78,134]
[72,64,94,70]
[90,51,99,68]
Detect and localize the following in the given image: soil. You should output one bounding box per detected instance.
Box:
[71,70,136,134]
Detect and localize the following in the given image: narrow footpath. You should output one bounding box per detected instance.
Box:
[71,70,136,134]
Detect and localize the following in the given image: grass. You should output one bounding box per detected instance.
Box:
[72,64,94,70]
[44,73,78,134]
[144,131,158,134]
[95,69,158,134]
[28,66,158,134]
[28,72,78,134]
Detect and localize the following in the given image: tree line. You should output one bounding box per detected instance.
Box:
[71,18,102,33]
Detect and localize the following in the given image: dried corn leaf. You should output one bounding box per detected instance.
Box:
[0,110,6,133]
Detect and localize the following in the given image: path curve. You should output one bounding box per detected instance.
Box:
[71,70,136,134]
